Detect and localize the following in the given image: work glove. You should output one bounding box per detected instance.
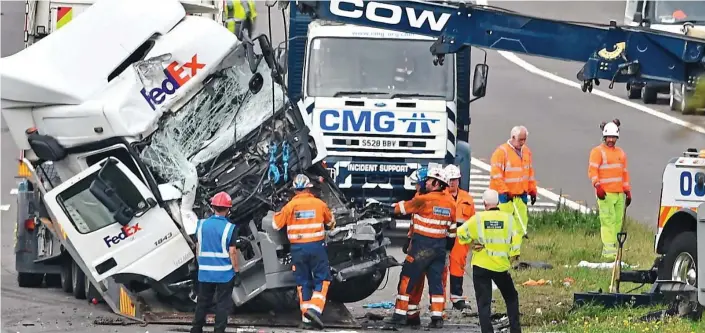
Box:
[233,274,242,287]
[499,192,510,204]
[595,183,606,200]
[625,191,632,207]
[529,190,537,205]
[402,237,411,254]
[445,237,455,251]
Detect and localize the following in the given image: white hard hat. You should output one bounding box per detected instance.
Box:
[444,164,461,180]
[427,167,449,185]
[602,122,619,137]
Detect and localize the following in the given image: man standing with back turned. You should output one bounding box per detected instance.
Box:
[457,189,522,333]
[489,125,537,257]
[191,192,241,333]
[588,119,631,260]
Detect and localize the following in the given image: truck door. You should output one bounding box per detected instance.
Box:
[43,157,194,285]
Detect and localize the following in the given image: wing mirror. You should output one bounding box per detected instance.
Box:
[89,158,153,226]
[249,72,264,94]
[472,63,489,98]
[632,12,643,24]
[275,46,288,76]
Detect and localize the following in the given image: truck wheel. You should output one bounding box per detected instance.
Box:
[72,261,87,299]
[60,262,73,293]
[84,275,102,303]
[45,274,62,288]
[240,288,299,312]
[627,83,640,99]
[641,86,658,104]
[17,273,44,288]
[328,268,387,303]
[659,231,697,287]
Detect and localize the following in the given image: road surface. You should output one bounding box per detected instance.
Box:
[2,0,704,332]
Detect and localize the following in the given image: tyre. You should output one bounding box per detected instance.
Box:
[658,231,697,287]
[17,273,44,288]
[60,262,73,293]
[84,274,102,303]
[240,288,299,313]
[328,267,387,303]
[627,83,640,99]
[45,274,62,288]
[641,86,658,104]
[72,261,87,299]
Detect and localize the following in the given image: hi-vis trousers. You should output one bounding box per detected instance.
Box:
[597,192,625,260]
[291,242,331,324]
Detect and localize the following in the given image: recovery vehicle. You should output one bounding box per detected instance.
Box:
[285,2,479,234]
[623,0,705,114]
[4,0,398,327]
[6,0,705,328]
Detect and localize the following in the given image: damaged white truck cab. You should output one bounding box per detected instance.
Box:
[3,0,396,322]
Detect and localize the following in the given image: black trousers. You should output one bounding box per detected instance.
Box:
[472,265,521,333]
[190,278,235,333]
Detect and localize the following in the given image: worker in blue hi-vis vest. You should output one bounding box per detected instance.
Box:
[190,192,241,333]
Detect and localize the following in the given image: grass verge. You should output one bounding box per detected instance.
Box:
[487,207,705,332]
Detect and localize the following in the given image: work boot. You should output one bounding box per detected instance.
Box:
[382,313,406,330]
[452,300,472,310]
[304,309,325,330]
[428,317,444,328]
[298,321,319,330]
[406,316,421,329]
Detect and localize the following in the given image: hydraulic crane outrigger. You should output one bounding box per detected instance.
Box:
[292,0,705,93]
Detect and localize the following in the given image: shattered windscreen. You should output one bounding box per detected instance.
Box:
[139,58,287,190]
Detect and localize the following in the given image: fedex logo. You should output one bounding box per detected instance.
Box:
[140,54,206,110]
[329,0,451,33]
[103,224,142,248]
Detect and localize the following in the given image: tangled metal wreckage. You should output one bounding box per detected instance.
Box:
[3,0,400,329]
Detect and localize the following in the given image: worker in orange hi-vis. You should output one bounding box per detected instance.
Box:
[443,164,476,310]
[272,174,336,330]
[588,119,631,261]
[385,167,456,330]
[489,125,537,258]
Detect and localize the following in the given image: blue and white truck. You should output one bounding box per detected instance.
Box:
[286,4,488,231]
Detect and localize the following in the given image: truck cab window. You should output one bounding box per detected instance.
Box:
[85,146,145,185]
[57,161,146,234]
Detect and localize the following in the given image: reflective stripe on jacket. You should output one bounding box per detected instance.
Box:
[457,209,521,272]
[272,192,334,244]
[223,0,257,33]
[588,143,630,193]
[489,142,537,195]
[196,215,236,283]
[395,191,456,239]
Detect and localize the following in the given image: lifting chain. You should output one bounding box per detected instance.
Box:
[267,142,280,183]
[282,141,290,182]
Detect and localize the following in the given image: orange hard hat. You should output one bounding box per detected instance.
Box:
[210,192,232,208]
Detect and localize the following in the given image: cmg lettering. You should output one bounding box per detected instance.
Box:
[320,110,395,133]
[329,0,451,32]
[140,54,206,111]
[103,224,142,248]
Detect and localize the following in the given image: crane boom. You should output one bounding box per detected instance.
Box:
[294,0,705,92]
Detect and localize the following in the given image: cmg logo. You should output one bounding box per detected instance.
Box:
[319,110,440,133]
[319,109,395,132]
[399,113,440,134]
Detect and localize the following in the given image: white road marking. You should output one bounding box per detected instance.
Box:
[469,174,490,180]
[0,205,10,211]
[10,188,18,195]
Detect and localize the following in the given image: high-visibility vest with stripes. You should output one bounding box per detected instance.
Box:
[272,192,334,244]
[588,143,630,193]
[490,142,536,195]
[223,0,257,34]
[196,215,236,283]
[457,209,520,272]
[396,191,456,239]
